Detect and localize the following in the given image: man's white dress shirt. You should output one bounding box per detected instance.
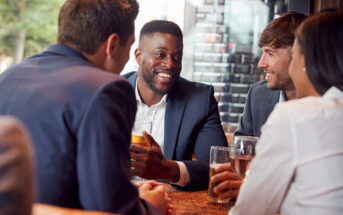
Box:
[230,87,343,215]
[132,83,190,186]
[279,90,286,102]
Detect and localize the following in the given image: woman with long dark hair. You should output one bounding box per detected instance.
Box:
[229,8,343,215]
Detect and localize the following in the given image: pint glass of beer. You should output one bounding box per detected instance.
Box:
[130,132,150,181]
[131,135,150,147]
[208,146,230,203]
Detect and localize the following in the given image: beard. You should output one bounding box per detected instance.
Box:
[141,61,177,95]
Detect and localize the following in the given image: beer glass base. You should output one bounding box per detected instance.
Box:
[208,196,232,204]
[208,195,237,205]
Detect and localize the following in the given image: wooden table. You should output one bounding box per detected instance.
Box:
[168,189,230,215]
[33,184,230,215]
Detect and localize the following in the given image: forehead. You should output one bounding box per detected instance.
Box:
[261,45,291,53]
[139,32,183,50]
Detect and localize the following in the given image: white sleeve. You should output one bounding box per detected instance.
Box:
[171,161,191,187]
[229,104,296,215]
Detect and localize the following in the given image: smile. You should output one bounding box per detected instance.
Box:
[264,72,274,81]
[158,72,172,78]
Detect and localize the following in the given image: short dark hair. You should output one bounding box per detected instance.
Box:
[57,0,139,54]
[259,11,307,48]
[296,8,343,95]
[139,20,183,43]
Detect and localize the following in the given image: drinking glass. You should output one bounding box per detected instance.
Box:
[131,121,151,181]
[230,136,259,178]
[208,146,231,203]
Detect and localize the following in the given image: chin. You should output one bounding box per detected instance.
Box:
[267,82,280,91]
[155,87,170,95]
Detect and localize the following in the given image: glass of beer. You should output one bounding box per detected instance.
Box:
[131,129,150,181]
[208,146,231,203]
[131,135,150,147]
[230,136,259,179]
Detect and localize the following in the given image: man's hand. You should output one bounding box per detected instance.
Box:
[130,131,180,182]
[138,181,172,215]
[211,163,243,199]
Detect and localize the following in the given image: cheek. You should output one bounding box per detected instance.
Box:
[289,60,297,83]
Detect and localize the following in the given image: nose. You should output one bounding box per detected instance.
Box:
[257,53,268,69]
[162,56,176,69]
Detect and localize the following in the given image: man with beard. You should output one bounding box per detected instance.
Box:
[210,12,308,203]
[124,20,227,190]
[234,11,307,138]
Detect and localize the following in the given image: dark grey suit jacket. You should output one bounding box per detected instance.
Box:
[235,81,280,138]
[124,72,227,190]
[0,45,159,214]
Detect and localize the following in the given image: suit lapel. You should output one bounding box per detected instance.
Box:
[266,90,280,115]
[126,72,137,88]
[163,84,186,160]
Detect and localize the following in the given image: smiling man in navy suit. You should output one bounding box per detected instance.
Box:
[125,20,227,190]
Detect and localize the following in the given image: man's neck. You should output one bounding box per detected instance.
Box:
[137,77,164,107]
[283,89,297,101]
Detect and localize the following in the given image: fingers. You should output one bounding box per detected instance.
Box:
[153,184,166,193]
[139,184,169,215]
[211,170,241,183]
[130,143,149,153]
[218,188,240,199]
[130,152,150,177]
[136,180,163,189]
[215,163,233,172]
[135,181,145,188]
[213,179,242,193]
[166,193,173,215]
[142,130,159,147]
[145,180,164,188]
[138,182,153,192]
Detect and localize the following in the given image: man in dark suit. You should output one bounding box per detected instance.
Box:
[0,1,168,214]
[210,12,308,202]
[234,12,308,138]
[234,81,280,137]
[125,20,227,191]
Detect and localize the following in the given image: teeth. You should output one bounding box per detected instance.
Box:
[158,73,172,78]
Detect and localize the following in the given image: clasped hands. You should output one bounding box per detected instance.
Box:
[136,180,172,215]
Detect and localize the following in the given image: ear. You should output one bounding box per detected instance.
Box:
[134,48,142,65]
[105,33,120,59]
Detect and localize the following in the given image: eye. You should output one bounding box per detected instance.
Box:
[266,51,274,57]
[154,52,166,59]
[174,55,182,62]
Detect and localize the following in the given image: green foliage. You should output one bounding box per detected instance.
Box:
[0,0,64,58]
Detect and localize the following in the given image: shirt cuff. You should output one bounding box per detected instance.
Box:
[172,161,191,187]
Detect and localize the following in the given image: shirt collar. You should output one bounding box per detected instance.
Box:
[323,86,343,99]
[279,91,286,102]
[135,78,168,106]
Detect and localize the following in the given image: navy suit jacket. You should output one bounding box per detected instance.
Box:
[0,45,159,214]
[124,72,227,190]
[235,81,280,138]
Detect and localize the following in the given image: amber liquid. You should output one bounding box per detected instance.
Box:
[208,164,230,203]
[230,154,252,178]
[131,135,150,147]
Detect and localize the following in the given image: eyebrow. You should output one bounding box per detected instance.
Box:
[154,47,168,50]
[154,47,183,54]
[263,48,278,53]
